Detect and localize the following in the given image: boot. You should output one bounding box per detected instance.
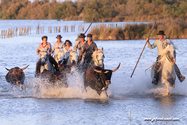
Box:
[174,64,185,82]
[152,62,160,85]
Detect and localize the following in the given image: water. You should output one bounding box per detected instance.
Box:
[0,20,187,125]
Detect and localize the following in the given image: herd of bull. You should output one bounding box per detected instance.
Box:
[5,47,120,96]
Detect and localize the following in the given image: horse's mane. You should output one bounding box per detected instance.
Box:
[158,44,175,72]
[91,49,104,66]
[66,50,78,65]
[92,49,103,58]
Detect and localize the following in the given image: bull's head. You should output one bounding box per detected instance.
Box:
[5,65,29,85]
[91,63,120,90]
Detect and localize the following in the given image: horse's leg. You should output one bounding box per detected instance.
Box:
[165,82,169,96]
[163,79,170,96]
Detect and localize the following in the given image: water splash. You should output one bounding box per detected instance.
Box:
[30,69,109,99]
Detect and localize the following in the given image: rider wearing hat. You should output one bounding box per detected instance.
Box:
[82,33,97,64]
[147,30,185,84]
[74,33,86,63]
[51,35,65,61]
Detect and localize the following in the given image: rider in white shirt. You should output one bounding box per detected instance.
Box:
[147,30,185,84]
[60,40,74,65]
[51,35,65,63]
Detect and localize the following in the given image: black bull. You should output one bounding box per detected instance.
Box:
[5,65,29,86]
[84,63,120,96]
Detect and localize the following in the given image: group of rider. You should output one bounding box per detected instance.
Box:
[35,33,97,76]
[35,30,185,85]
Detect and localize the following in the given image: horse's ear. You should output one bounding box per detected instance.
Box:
[70,49,72,52]
[96,47,98,51]
[101,47,103,51]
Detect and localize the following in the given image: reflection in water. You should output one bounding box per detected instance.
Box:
[84,98,109,104]
[155,96,176,110]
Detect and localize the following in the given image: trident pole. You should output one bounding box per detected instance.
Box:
[130,22,156,78]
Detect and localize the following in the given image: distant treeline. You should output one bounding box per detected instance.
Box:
[89,18,187,40]
[0,0,187,22]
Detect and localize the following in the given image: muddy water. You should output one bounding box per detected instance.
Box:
[0,20,187,125]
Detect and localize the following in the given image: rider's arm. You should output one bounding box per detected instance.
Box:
[48,43,52,53]
[36,44,41,55]
[74,41,79,50]
[147,39,157,49]
[51,42,56,54]
[82,43,86,53]
[93,42,97,52]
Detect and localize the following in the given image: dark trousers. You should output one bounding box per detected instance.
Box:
[174,63,183,80]
[84,53,92,64]
[35,55,59,75]
[153,56,161,83]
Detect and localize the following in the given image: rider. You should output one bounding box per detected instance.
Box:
[82,34,97,64]
[35,36,59,76]
[60,40,74,65]
[51,35,65,62]
[147,30,185,85]
[74,33,86,63]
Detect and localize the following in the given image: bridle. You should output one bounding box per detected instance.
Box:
[95,54,104,66]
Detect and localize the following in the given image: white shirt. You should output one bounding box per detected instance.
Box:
[52,41,65,56]
[62,46,74,59]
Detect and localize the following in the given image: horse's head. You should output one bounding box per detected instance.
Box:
[68,49,78,66]
[161,44,176,64]
[92,47,105,67]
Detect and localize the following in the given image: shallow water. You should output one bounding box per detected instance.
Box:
[0,20,187,125]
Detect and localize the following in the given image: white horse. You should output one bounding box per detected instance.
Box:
[79,47,105,72]
[90,47,105,68]
[54,48,64,64]
[39,48,54,73]
[59,49,78,74]
[151,44,176,95]
[66,50,78,66]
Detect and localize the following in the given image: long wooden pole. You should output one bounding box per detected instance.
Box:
[130,21,156,78]
[84,18,95,34]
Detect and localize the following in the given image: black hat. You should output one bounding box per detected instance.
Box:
[87,34,92,37]
[157,30,165,35]
[56,35,62,38]
[79,33,86,38]
[41,36,48,40]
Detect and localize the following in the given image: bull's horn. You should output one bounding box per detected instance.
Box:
[101,47,103,51]
[5,68,10,71]
[112,63,121,72]
[22,65,29,70]
[90,63,102,73]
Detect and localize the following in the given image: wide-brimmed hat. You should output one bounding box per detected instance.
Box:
[157,30,165,35]
[87,34,92,37]
[79,33,86,38]
[56,35,62,39]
